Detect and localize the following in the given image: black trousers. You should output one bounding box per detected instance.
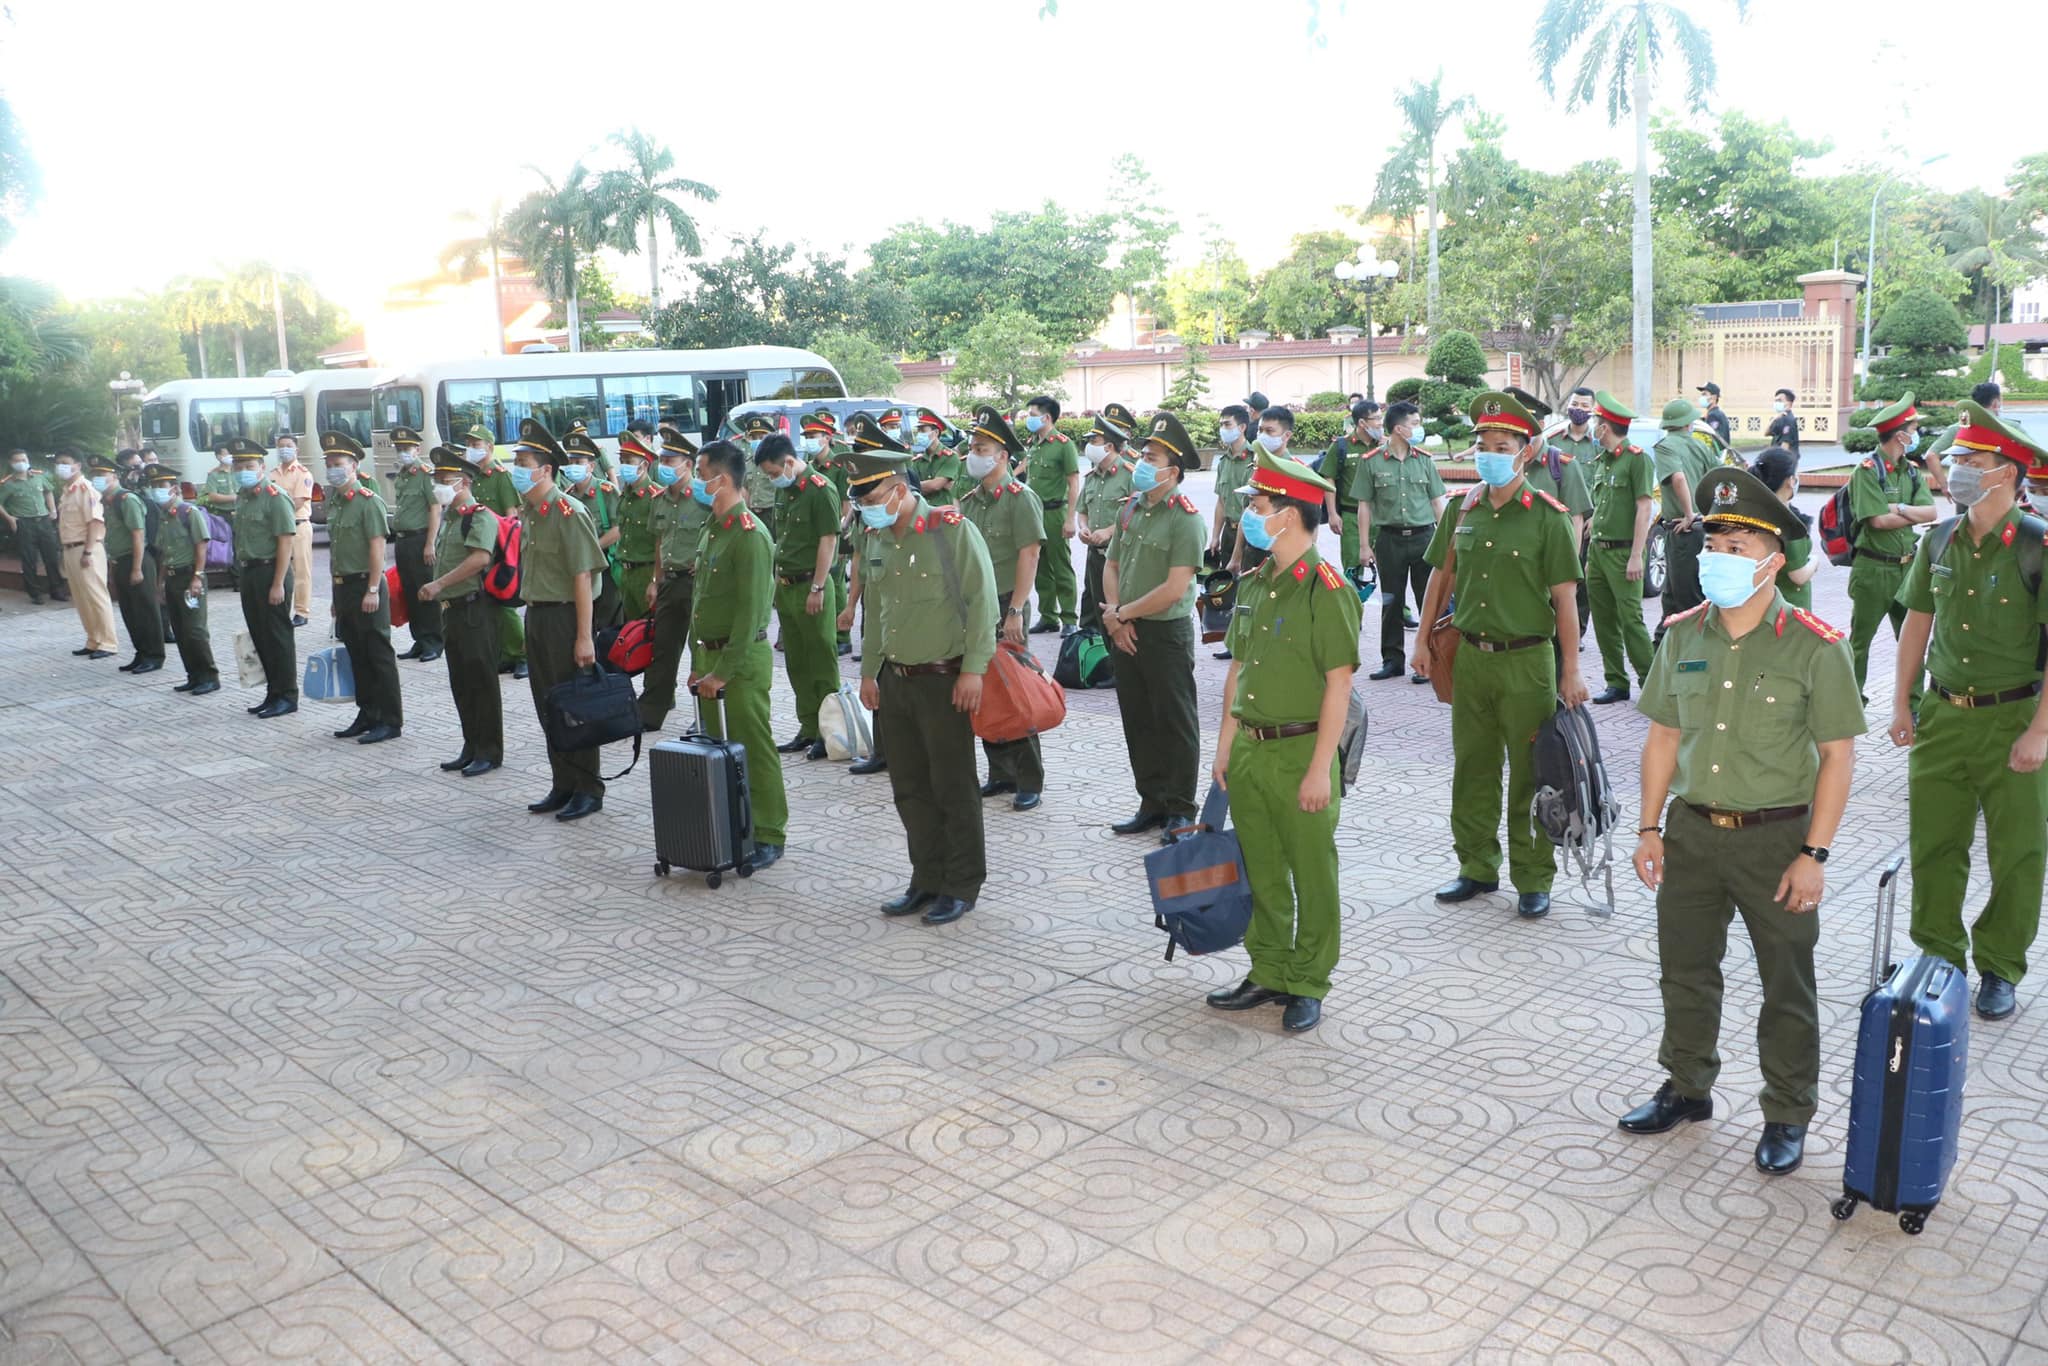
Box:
[13,515,61,599]
[1108,614,1200,818]
[882,668,985,900]
[442,591,503,762]
[1657,521,1706,644]
[334,572,403,728]
[239,560,297,702]
[1374,525,1434,669]
[983,592,1044,792]
[111,551,165,663]
[638,570,695,731]
[1079,546,1108,633]
[527,600,602,798]
[392,530,442,648]
[163,569,218,685]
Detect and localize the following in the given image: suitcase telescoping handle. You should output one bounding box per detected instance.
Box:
[1871,852,1906,991]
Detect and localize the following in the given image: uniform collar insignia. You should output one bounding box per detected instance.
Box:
[1291,560,1308,581]
[1519,489,1532,508]
[913,515,926,533]
[2003,520,2018,546]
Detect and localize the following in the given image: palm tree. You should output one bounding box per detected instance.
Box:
[1941,192,2048,378]
[502,163,618,353]
[1375,74,1470,329]
[162,275,224,378]
[227,263,315,371]
[1534,0,1747,412]
[599,128,716,312]
[443,200,509,354]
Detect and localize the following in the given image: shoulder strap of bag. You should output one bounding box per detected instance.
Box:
[1925,514,1962,574]
[2015,513,2046,598]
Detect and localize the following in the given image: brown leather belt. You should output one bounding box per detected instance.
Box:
[1936,681,2043,708]
[696,629,768,650]
[1684,801,1810,830]
[1460,632,1547,652]
[778,572,816,586]
[1244,722,1319,741]
[1855,549,1914,565]
[1378,524,1431,538]
[1595,538,1634,549]
[63,540,85,548]
[887,657,963,677]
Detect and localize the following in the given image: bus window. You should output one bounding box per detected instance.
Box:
[240,399,282,446]
[502,376,602,437]
[445,380,502,442]
[279,397,307,438]
[797,368,844,399]
[749,368,798,401]
[374,385,425,432]
[140,401,180,445]
[601,373,700,435]
[191,399,245,448]
[317,390,374,445]
[700,377,747,437]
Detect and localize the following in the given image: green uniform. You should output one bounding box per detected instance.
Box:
[1425,483,1581,891]
[520,490,608,798]
[104,488,165,664]
[638,482,713,732]
[691,505,788,847]
[201,466,239,512]
[471,457,526,668]
[1077,458,1135,632]
[1023,431,1081,626]
[235,478,299,702]
[961,478,1048,793]
[771,471,843,743]
[1521,447,1595,520]
[1899,508,2048,986]
[388,463,442,651]
[1653,433,1709,628]
[1213,444,1255,552]
[1552,430,1602,465]
[565,478,623,629]
[435,503,504,763]
[1846,450,1933,696]
[1321,437,1365,570]
[819,440,860,644]
[614,479,664,621]
[1638,593,1865,1124]
[910,444,964,507]
[1586,443,1658,691]
[1105,489,1206,820]
[1348,444,1445,671]
[2,468,61,600]
[326,485,403,730]
[742,447,780,542]
[155,500,219,686]
[860,498,1000,902]
[1223,546,1362,1000]
[1776,527,1815,611]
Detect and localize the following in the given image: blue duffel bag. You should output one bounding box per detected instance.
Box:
[1145,785,1253,961]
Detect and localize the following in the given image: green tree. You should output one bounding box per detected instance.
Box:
[599,127,717,313]
[1941,191,2048,378]
[502,161,620,354]
[1534,0,1749,412]
[1105,153,1179,313]
[1159,344,1211,413]
[945,309,1068,411]
[1651,111,1832,300]
[72,296,191,395]
[1254,231,1366,339]
[1160,238,1254,344]
[809,328,903,397]
[863,205,1118,354]
[1376,73,1471,326]
[0,279,110,453]
[1861,285,1968,404]
[653,233,868,351]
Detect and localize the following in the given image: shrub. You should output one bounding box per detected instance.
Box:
[1383,377,1426,404]
[1425,329,1487,385]
[1054,416,1094,445]
[1841,428,1881,454]
[1964,347,2048,396]
[1305,390,1350,412]
[1418,379,1482,424]
[1858,286,1969,404]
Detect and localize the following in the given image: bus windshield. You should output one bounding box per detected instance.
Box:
[373,385,425,432]
[318,390,375,445]
[140,401,180,445]
[191,397,284,449]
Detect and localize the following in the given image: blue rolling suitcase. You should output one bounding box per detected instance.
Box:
[1832,854,1968,1235]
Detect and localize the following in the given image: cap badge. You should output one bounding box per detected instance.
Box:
[1713,481,1738,507]
[1482,399,1501,416]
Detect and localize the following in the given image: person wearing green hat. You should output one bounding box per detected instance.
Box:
[463,423,528,680]
[1416,391,1588,920]
[1348,399,1445,683]
[960,405,1050,811]
[1,445,61,604]
[1076,408,1137,634]
[637,429,708,734]
[757,432,841,762]
[97,451,165,674]
[230,438,299,716]
[1889,401,2048,1022]
[418,445,504,776]
[1651,397,1711,640]
[611,429,664,622]
[1204,446,1361,1034]
[146,464,219,695]
[1622,465,1863,1178]
[1019,395,1081,635]
[1848,391,1938,700]
[386,427,444,663]
[1583,391,1658,703]
[560,429,623,630]
[320,432,404,744]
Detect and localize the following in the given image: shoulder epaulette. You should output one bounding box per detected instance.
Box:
[936,507,963,525]
[1316,560,1345,591]
[1626,444,1645,456]
[1462,485,1486,509]
[1861,458,1876,470]
[600,481,617,495]
[806,473,827,491]
[1171,494,1197,514]
[1666,602,1710,627]
[1049,431,1069,443]
[740,512,756,531]
[1531,489,1568,513]
[1787,607,1845,642]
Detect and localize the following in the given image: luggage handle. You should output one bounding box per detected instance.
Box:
[1871,851,1906,991]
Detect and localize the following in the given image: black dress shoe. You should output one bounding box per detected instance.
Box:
[459,758,500,778]
[1410,671,1428,684]
[849,755,888,776]
[1060,624,1078,638]
[835,642,853,657]
[440,751,476,772]
[1282,996,1322,1032]
[1977,973,2017,1019]
[71,647,93,656]
[747,843,784,871]
[555,793,603,822]
[1111,810,1168,836]
[118,658,140,672]
[187,681,219,697]
[253,698,297,718]
[357,724,401,744]
[1213,648,1233,660]
[1012,791,1042,812]
[1435,876,1500,903]
[498,661,514,674]
[417,647,443,662]
[1404,610,1420,629]
[1029,619,1059,634]
[397,644,422,660]
[291,615,308,627]
[173,680,196,693]
[528,789,571,814]
[805,740,827,761]
[1591,685,1631,705]
[775,734,813,753]
[1517,891,1551,919]
[921,895,973,925]
[131,659,163,675]
[512,662,529,679]
[248,698,273,713]
[881,887,937,916]
[1206,977,1288,1011]
[1617,1080,1713,1134]
[1367,663,1404,681]
[980,779,1016,798]
[1755,1123,1807,1174]
[335,716,371,739]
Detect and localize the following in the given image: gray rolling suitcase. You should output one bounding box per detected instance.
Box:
[651,695,754,888]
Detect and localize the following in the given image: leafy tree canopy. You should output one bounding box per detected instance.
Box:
[945,309,1068,411]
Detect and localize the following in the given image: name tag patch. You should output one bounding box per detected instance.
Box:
[1676,659,1708,673]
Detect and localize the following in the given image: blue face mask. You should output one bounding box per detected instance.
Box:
[236,468,261,489]
[1024,414,1046,435]
[148,487,172,505]
[691,477,714,506]
[507,464,536,495]
[1697,550,1768,609]
[560,464,589,486]
[1131,459,1161,492]
[655,463,682,486]
[1474,452,1519,487]
[1240,508,1276,550]
[858,495,897,530]
[771,472,795,489]
[618,464,643,485]
[912,432,933,453]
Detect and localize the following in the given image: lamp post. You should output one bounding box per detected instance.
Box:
[1335,245,1401,401]
[1860,152,1949,385]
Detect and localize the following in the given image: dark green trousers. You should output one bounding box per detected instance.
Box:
[638,570,695,731]
[334,572,403,728]
[239,560,296,702]
[111,552,165,663]
[1655,522,1704,642]
[1655,800,1820,1125]
[441,591,502,762]
[1033,507,1078,625]
[1373,525,1433,670]
[983,592,1044,792]
[498,604,525,668]
[526,601,602,798]
[775,578,838,742]
[393,530,442,649]
[1585,542,1654,691]
[1108,615,1199,819]
[881,667,985,900]
[1848,558,1912,698]
[1079,546,1108,633]
[163,571,218,685]
[13,515,60,599]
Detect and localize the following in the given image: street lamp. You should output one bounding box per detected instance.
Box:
[1860,152,1949,386]
[1334,245,1401,401]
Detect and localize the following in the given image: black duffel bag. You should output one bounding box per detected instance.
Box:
[543,663,644,780]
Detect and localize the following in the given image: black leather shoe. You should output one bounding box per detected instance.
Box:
[130,659,162,675]
[1617,1081,1713,1134]
[291,614,308,627]
[334,716,371,739]
[555,793,603,822]
[357,725,401,745]
[1754,1122,1807,1174]
[71,647,93,656]
[173,681,196,693]
[1111,811,1168,835]
[980,779,1017,798]
[1977,973,2017,1019]
[1206,977,1288,1011]
[512,662,529,679]
[836,641,853,657]
[253,698,297,718]
[775,734,813,753]
[1434,877,1499,903]
[248,698,273,713]
[188,680,219,697]
[1517,892,1552,919]
[1367,663,1404,681]
[881,887,937,916]
[118,659,140,672]
[417,647,442,663]
[921,895,973,925]
[1282,996,1322,1032]
[1060,624,1078,638]
[1404,610,1420,629]
[1029,619,1059,634]
[1213,648,1233,660]
[849,755,888,775]
[528,789,571,814]
[459,758,499,778]
[747,843,784,872]
[440,751,476,772]
[1410,671,1428,684]
[86,650,114,660]
[1592,686,1631,705]
[805,740,827,761]
[397,644,422,660]
[1012,791,1042,812]
[498,661,514,674]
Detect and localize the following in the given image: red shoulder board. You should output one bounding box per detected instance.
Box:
[1049,431,1069,443]
[1532,489,1568,513]
[913,515,926,533]
[1291,560,1309,582]
[1462,485,1486,510]
[1789,607,1844,642]
[1171,494,1196,514]
[600,482,617,495]
[1557,451,1574,463]
[740,512,756,532]
[1861,458,1876,470]
[1666,602,1710,627]
[806,474,827,491]
[936,507,963,525]
[1316,561,1344,591]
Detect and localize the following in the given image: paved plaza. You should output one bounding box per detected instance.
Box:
[3,484,2047,1364]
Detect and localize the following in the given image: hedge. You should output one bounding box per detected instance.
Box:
[1384,377,1425,404]
[1964,347,2048,397]
[1305,391,1350,412]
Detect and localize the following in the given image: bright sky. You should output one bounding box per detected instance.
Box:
[4,0,2044,318]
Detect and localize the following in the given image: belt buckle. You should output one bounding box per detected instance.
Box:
[1947,691,1974,709]
[1708,810,1740,830]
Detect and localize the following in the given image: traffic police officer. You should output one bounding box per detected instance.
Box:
[96,453,166,674]
[847,417,1000,926]
[1891,402,2048,1021]
[1652,398,1710,637]
[1584,391,1658,703]
[560,429,623,629]
[638,428,706,733]
[1350,399,1444,683]
[756,432,841,760]
[231,437,299,716]
[147,464,220,695]
[272,433,315,625]
[418,445,503,777]
[320,432,403,743]
[1204,447,1362,1034]
[464,423,528,679]
[1019,395,1080,634]
[612,429,663,621]
[1077,405,1137,633]
[960,405,1048,810]
[387,427,444,663]
[1622,466,1863,1177]
[1848,391,1938,698]
[1415,392,1588,918]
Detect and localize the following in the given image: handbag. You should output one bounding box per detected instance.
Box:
[385,566,408,628]
[233,629,265,689]
[596,617,654,676]
[1426,613,1459,705]
[817,683,873,760]
[542,663,644,780]
[1144,785,1253,960]
[973,641,1068,744]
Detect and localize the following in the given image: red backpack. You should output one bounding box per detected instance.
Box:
[472,509,523,605]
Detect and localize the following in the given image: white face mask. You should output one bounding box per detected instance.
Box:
[965,452,1001,480]
[399,449,419,466]
[431,483,459,506]
[217,452,232,466]
[467,446,489,464]
[1217,424,1239,446]
[1773,401,1788,413]
[55,463,76,479]
[2027,488,2048,517]
[9,459,26,473]
[1256,432,1286,454]
[276,446,295,463]
[1085,441,1108,463]
[325,465,351,487]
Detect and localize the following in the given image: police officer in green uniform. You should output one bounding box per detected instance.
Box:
[847,418,1001,926]
[320,432,404,744]
[1622,466,1863,1177]
[611,430,663,621]
[1102,410,1206,836]
[230,437,299,716]
[735,414,780,541]
[1584,391,1658,703]
[808,410,859,653]
[1,447,61,603]
[1891,402,2048,1021]
[462,423,527,679]
[1018,395,1080,634]
[754,432,841,761]
[1210,403,1257,570]
[1553,388,1602,463]
[1205,448,1362,1034]
[97,453,165,673]
[386,427,444,663]
[1350,399,1445,682]
[1848,392,1938,699]
[509,419,608,822]
[201,443,240,516]
[960,405,1049,810]
[1322,400,1382,572]
[1416,392,1588,919]
[1077,406,1137,633]
[419,445,503,776]
[1652,398,1710,638]
[560,429,623,630]
[638,430,707,733]
[909,407,964,507]
[146,464,220,695]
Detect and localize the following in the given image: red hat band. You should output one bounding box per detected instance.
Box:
[1594,404,1631,429]
[1250,468,1324,502]
[1873,405,1919,436]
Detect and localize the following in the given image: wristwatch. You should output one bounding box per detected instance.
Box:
[1799,844,1830,864]
[1008,605,1028,618]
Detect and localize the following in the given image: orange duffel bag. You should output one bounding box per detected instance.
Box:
[972,642,1067,743]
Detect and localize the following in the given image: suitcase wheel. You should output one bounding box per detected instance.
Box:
[706,871,722,890]
[1898,1211,1926,1236]
[736,861,753,879]
[1829,1196,1857,1222]
[655,860,670,879]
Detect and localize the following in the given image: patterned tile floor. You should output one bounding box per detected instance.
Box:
[2,488,2045,1365]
